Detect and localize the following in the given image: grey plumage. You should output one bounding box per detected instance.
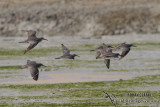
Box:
[19,30,48,54]
[114,42,136,60]
[20,60,46,81]
[55,44,79,59]
[104,59,110,69]
[102,43,119,58]
[90,44,113,59]
[102,43,120,69]
[91,43,118,69]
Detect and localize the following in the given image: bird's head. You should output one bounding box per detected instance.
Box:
[22,30,36,36]
[102,43,113,48]
[27,60,31,64]
[130,44,136,47]
[107,45,113,48]
[73,54,80,57]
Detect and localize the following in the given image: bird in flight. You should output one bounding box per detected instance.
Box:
[20,60,46,81]
[114,42,136,60]
[55,44,79,59]
[102,43,120,69]
[91,43,120,69]
[19,30,48,54]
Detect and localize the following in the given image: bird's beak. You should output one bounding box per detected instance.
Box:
[42,65,47,67]
[76,55,80,57]
[132,45,136,47]
[43,38,48,41]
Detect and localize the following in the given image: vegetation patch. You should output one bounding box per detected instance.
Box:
[0,74,160,106]
[0,74,160,90]
[0,72,18,74]
[133,42,160,46]
[0,47,60,57]
[0,65,21,70]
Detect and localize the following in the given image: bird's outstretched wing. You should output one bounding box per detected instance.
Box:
[119,48,130,60]
[90,46,103,51]
[104,59,110,69]
[24,41,39,54]
[96,51,101,59]
[61,44,70,55]
[29,67,39,81]
[114,42,126,50]
[22,30,37,39]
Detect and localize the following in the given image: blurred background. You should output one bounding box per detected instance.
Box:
[1,0,160,37]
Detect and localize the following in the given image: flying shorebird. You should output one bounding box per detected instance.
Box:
[114,42,136,60]
[20,60,46,81]
[55,44,79,59]
[102,43,121,69]
[90,44,113,59]
[102,43,121,59]
[90,45,104,59]
[91,43,118,69]
[19,30,48,54]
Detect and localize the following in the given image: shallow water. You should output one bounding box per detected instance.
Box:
[0,36,160,85]
[0,36,160,106]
